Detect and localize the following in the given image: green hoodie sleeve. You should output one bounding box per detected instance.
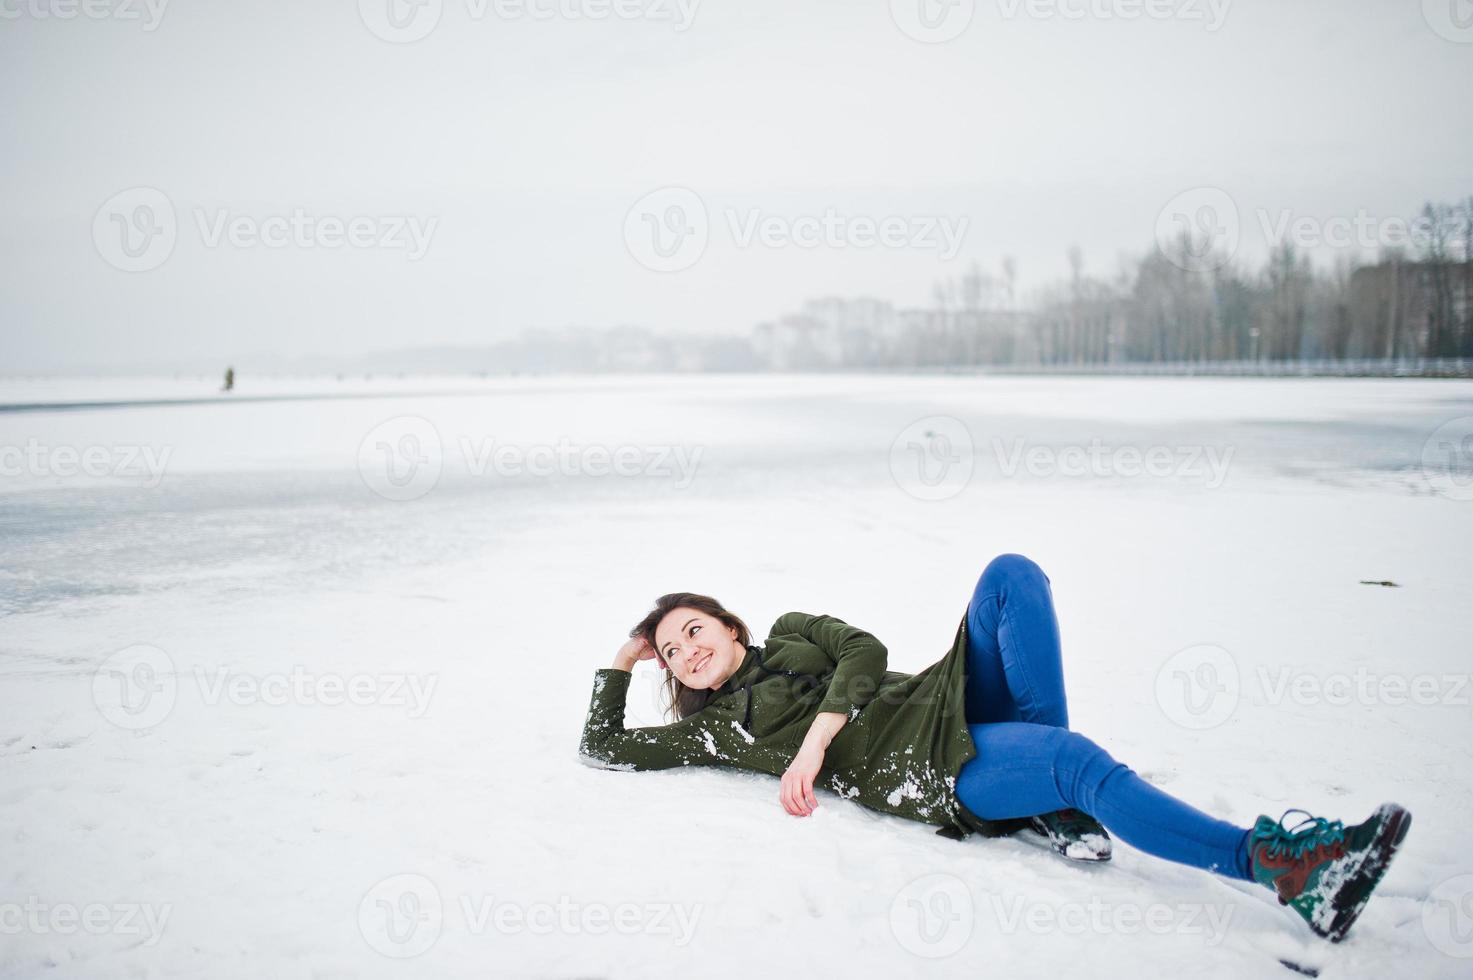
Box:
[578,668,750,771]
[769,612,888,718]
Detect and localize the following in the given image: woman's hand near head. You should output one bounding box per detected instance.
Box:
[614,636,657,672]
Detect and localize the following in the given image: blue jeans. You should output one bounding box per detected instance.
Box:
[955,554,1253,880]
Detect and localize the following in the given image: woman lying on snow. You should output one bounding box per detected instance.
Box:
[578,554,1410,943]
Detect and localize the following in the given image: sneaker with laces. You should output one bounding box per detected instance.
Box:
[1249,802,1411,942]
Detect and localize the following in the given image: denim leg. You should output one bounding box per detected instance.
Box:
[956,722,1254,880]
[964,554,1069,728]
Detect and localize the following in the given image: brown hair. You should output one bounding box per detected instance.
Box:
[631,592,752,722]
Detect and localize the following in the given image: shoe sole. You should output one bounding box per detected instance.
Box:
[1321,803,1412,943]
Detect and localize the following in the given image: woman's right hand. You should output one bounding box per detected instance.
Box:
[614,636,657,672]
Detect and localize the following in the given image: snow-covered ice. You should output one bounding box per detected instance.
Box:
[1,373,1471,978]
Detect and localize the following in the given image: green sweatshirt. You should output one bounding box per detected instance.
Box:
[578,611,1022,839]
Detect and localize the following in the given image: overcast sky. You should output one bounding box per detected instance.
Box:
[2,0,1470,371]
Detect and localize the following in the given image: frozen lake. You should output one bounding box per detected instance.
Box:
[2,373,1472,978]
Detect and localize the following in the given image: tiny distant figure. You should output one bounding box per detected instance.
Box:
[222,366,235,393]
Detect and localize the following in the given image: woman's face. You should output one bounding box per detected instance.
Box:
[653,606,746,690]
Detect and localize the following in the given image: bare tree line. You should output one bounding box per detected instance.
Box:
[754,195,1473,371]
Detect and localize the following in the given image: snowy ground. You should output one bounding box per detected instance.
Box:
[1,373,1471,979]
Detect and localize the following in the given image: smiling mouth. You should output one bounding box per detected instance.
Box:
[691,652,712,675]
